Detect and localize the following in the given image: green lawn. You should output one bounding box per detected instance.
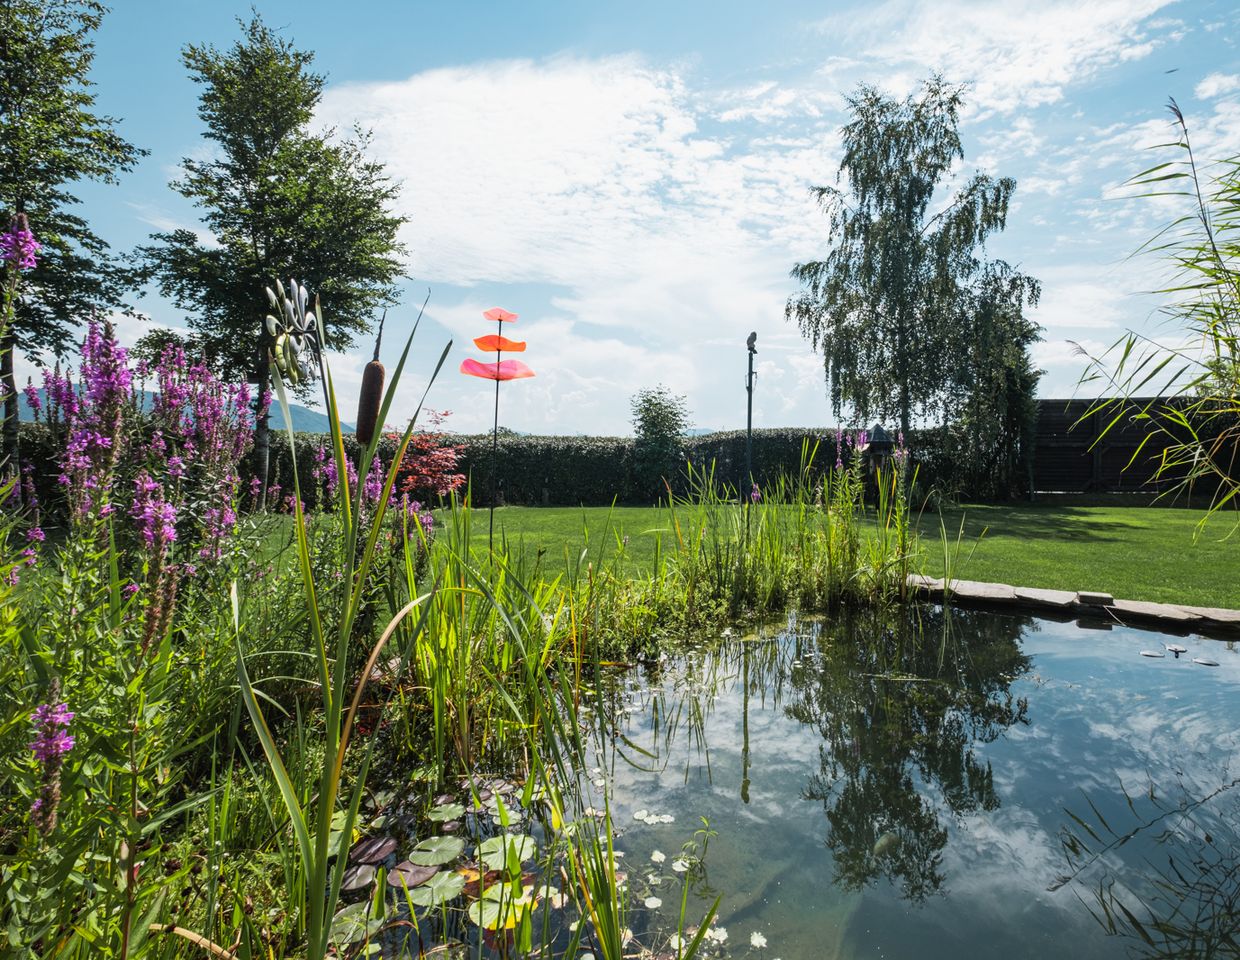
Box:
[474,503,1239,608]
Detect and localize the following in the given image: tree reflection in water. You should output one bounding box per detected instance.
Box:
[785,606,1033,902]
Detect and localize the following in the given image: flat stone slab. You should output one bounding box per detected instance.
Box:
[1014,586,1078,609]
[906,574,943,593]
[1108,599,1201,623]
[1176,605,1240,626]
[1077,591,1114,606]
[948,579,1017,602]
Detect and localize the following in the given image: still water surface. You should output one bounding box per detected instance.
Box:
[595,607,1240,959]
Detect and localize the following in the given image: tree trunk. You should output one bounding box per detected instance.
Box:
[1,329,20,504]
[253,350,271,509]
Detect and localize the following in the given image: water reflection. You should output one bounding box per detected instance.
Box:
[1056,775,1240,958]
[601,609,1240,959]
[786,607,1032,901]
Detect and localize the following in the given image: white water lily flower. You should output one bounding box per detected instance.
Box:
[750,931,768,948]
[644,896,662,909]
[643,815,661,825]
[650,849,666,864]
[668,934,685,950]
[705,926,728,943]
[658,814,675,824]
[671,859,689,873]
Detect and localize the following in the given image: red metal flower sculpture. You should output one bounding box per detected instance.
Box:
[460,307,536,547]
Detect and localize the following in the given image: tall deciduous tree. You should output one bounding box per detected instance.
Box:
[786,77,1039,442]
[0,0,143,473]
[140,15,406,497]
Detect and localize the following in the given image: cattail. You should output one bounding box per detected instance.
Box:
[355,310,386,446]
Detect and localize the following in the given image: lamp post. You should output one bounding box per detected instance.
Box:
[745,331,757,493]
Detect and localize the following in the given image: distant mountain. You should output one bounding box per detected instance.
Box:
[16,388,351,434]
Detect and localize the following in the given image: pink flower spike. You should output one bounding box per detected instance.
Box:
[460,358,536,381]
[482,307,518,323]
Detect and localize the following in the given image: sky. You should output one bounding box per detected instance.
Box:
[20,0,1240,435]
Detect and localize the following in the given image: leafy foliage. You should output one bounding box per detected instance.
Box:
[0,0,144,467]
[137,14,406,490]
[786,76,1041,450]
[1078,99,1240,526]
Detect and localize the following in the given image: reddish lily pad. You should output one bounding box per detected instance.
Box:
[349,836,398,864]
[388,860,439,888]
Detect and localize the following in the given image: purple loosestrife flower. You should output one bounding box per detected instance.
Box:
[1,214,41,271]
[22,378,40,416]
[29,687,74,835]
[750,483,761,504]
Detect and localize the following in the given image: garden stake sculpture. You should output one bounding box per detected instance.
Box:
[460,306,534,549]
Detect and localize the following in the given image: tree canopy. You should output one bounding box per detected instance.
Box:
[0,0,144,468]
[786,76,1040,445]
[138,14,407,490]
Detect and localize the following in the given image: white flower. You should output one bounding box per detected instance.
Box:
[671,859,689,873]
[658,814,675,824]
[633,809,649,821]
[750,931,768,948]
[644,814,661,825]
[705,926,728,944]
[651,850,666,864]
[668,934,685,950]
[644,896,662,909]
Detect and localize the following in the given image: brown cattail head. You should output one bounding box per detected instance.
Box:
[355,311,387,445]
[356,361,385,445]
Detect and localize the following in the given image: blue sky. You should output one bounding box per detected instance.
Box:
[24,0,1240,434]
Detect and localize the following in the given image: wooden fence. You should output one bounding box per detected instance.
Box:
[1031,397,1236,494]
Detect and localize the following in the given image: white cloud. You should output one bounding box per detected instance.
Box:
[316,55,842,434]
[1195,72,1240,99]
[817,0,1175,113]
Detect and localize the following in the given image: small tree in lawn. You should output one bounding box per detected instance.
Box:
[631,384,690,504]
[139,15,405,504]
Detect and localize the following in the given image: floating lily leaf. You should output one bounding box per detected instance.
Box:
[341,863,377,891]
[349,836,398,864]
[328,810,357,860]
[441,820,462,833]
[434,793,456,806]
[405,870,466,907]
[408,835,465,866]
[479,834,536,871]
[467,884,536,930]
[388,861,438,888]
[329,902,383,946]
[428,802,465,822]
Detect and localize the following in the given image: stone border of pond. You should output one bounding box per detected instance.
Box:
[905,574,1240,639]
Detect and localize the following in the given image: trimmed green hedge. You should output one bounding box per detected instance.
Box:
[16,422,1028,514]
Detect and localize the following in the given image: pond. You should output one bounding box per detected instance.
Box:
[593,607,1240,959]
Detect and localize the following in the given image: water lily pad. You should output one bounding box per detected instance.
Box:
[329,901,383,946]
[349,836,398,864]
[467,884,536,930]
[409,835,465,866]
[479,834,537,870]
[428,802,466,822]
[405,870,466,907]
[387,861,439,888]
[341,863,377,891]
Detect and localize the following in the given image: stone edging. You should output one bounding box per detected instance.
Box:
[906,575,1240,638]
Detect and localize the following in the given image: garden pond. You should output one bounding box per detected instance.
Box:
[588,606,1240,959]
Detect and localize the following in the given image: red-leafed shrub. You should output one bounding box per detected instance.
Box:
[392,410,466,502]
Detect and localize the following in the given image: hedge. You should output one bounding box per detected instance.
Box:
[15,422,1026,514]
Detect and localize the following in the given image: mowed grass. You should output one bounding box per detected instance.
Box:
[473,503,1240,608]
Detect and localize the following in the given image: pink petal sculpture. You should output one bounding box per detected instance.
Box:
[473,334,526,353]
[482,307,519,323]
[459,358,536,381]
